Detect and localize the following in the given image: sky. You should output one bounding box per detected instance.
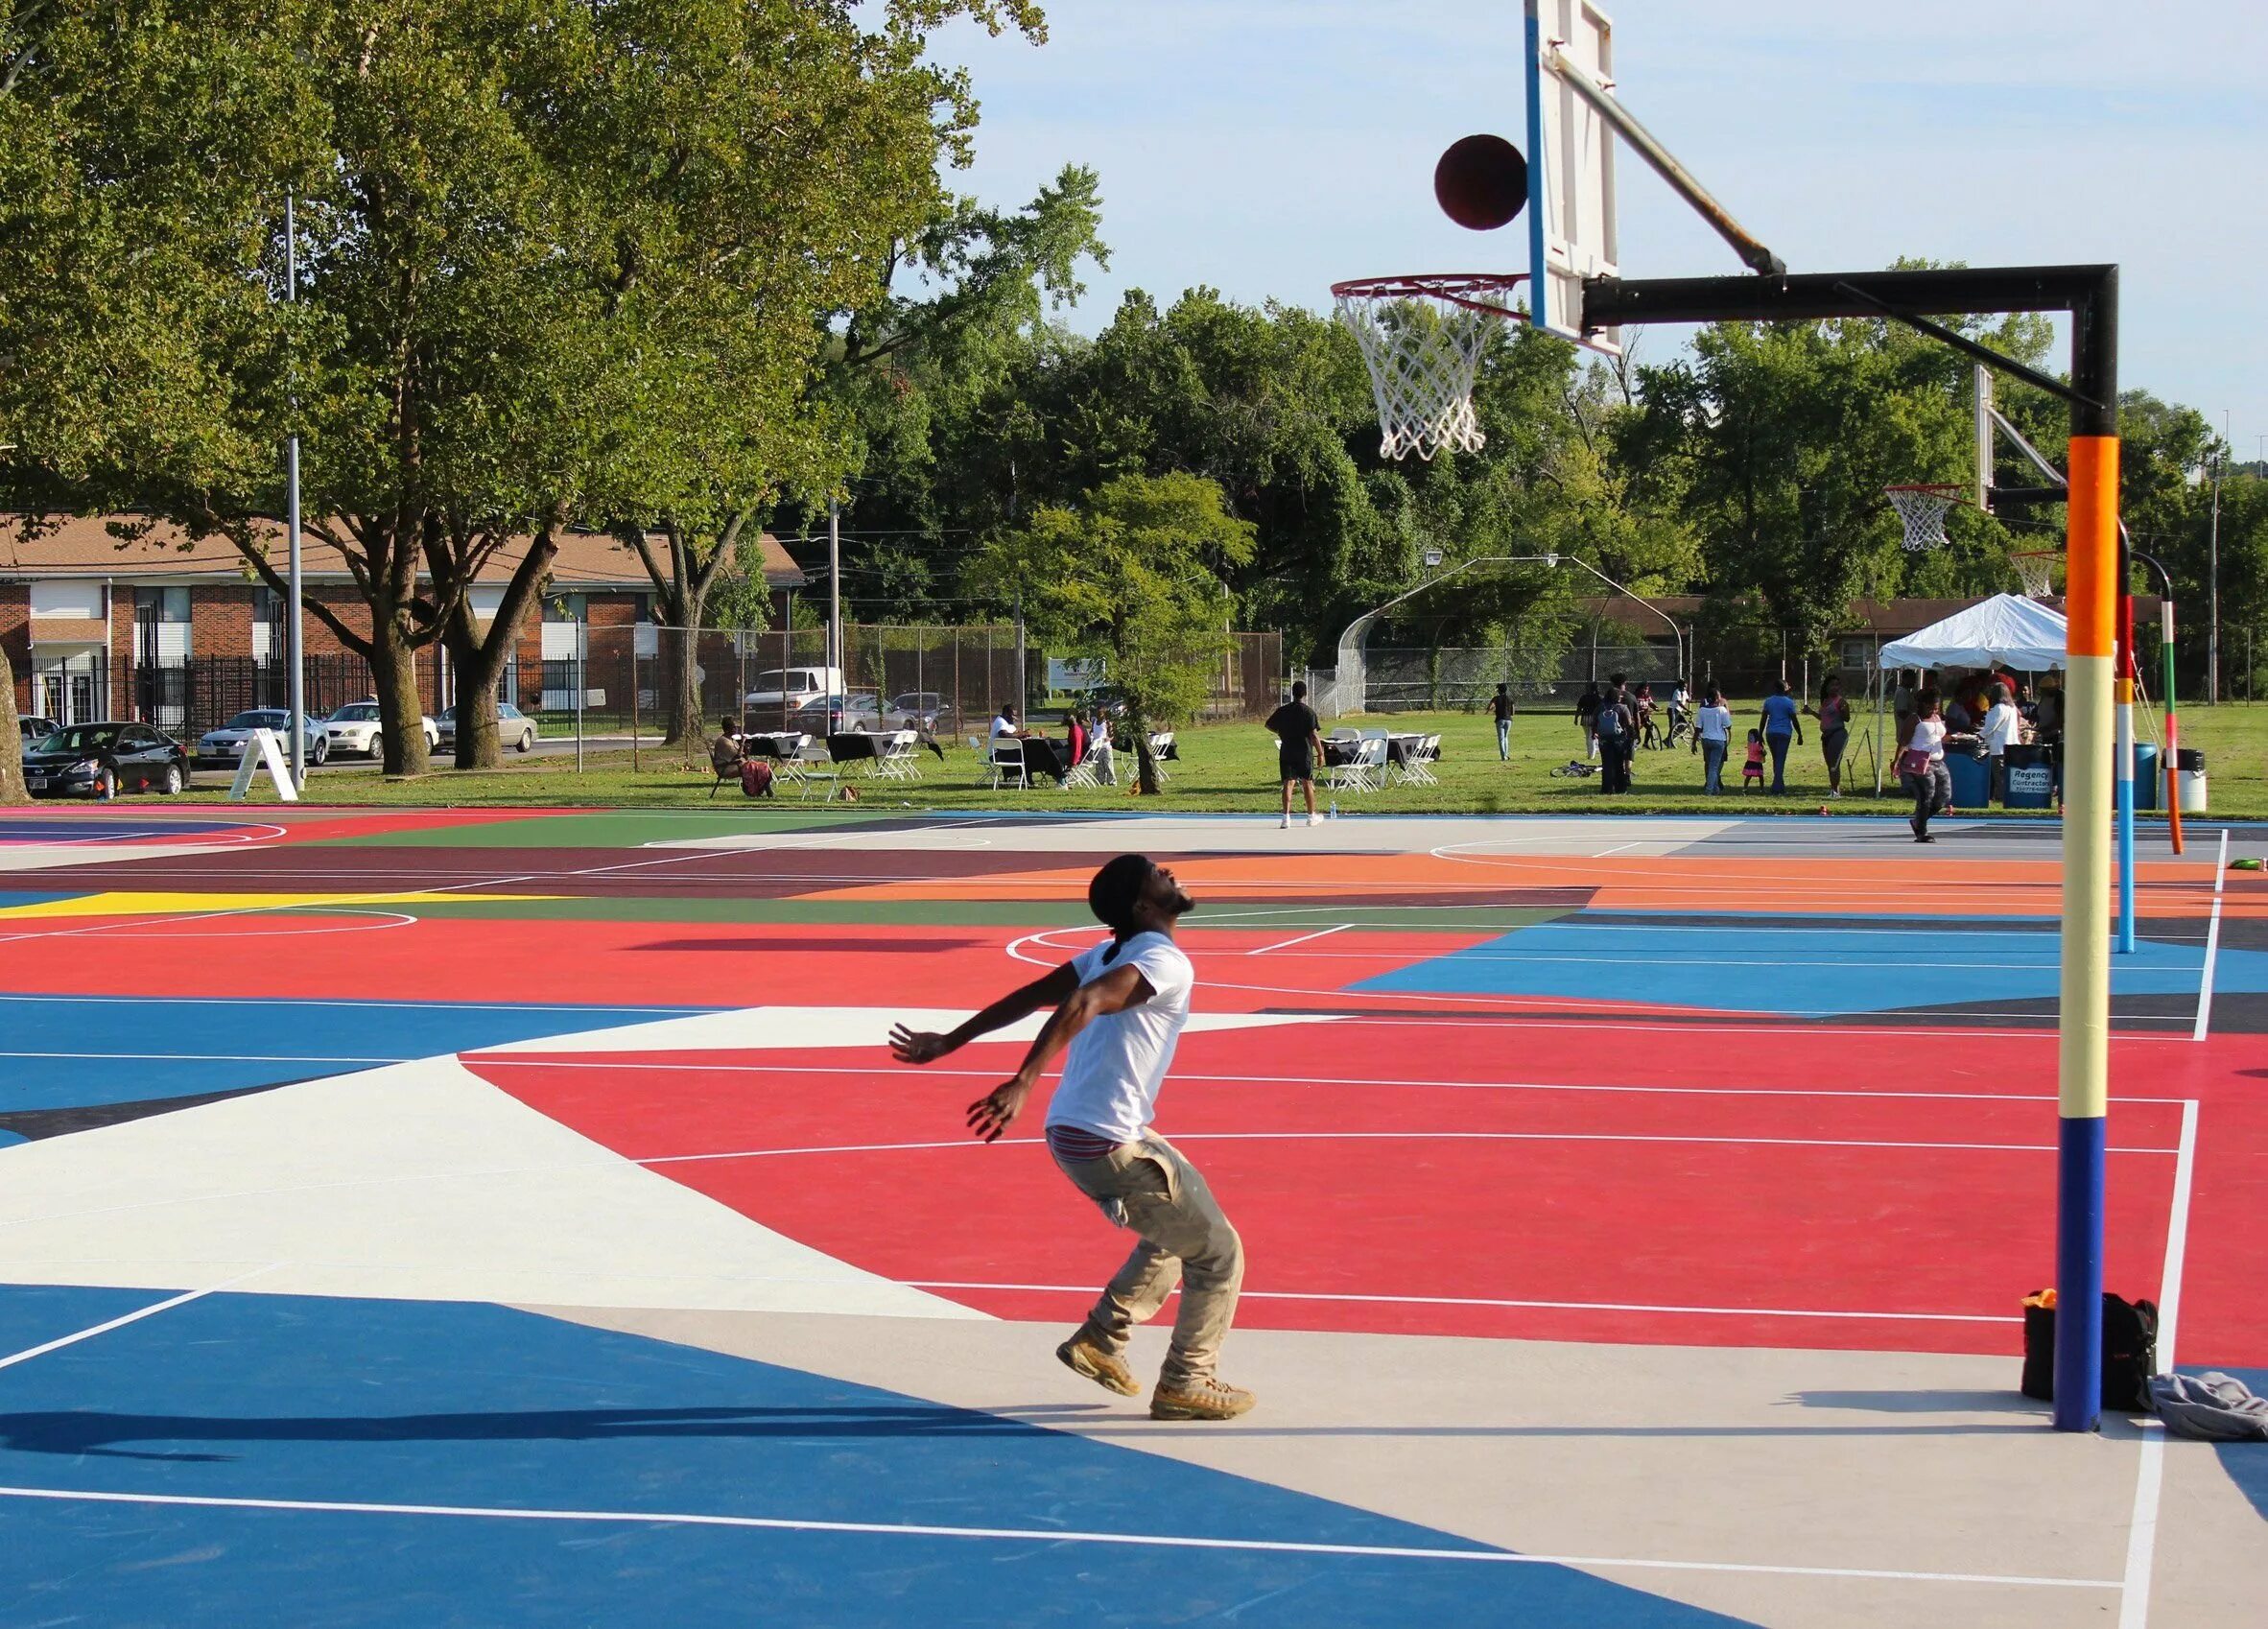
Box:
[930,0,2266,462]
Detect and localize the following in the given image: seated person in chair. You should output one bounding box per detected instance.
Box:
[710,717,745,778]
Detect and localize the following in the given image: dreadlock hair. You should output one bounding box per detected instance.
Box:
[1087,854,1155,963]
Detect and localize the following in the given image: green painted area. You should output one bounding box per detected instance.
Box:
[314,809,902,848]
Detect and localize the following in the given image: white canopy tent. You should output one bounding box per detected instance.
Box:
[1874,594,2067,793]
[1878,593,2069,673]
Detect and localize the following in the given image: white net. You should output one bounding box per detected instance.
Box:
[1333,276,1521,461]
[1884,484,1964,552]
[2010,551,2058,598]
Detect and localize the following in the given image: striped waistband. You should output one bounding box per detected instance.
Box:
[1044,1124,1124,1162]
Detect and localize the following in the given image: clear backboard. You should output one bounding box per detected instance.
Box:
[1524,0,1619,355]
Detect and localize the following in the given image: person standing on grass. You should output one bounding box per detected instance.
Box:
[1264,681,1325,829]
[1806,676,1852,798]
[1758,679,1803,793]
[1575,681,1602,763]
[1900,688,1954,842]
[1088,709,1117,785]
[1490,683,1515,761]
[1594,676,1630,793]
[1695,686,1733,793]
[1979,681,2020,804]
[890,855,1253,1422]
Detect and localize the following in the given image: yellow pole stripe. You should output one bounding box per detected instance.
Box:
[2060,654,2113,1120]
[2065,437,2119,658]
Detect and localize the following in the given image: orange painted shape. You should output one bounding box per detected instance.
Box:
[2066,436,2120,658]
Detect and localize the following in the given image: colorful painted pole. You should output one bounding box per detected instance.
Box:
[2115,532,2137,956]
[2056,283,2118,1430]
[2162,599,2184,853]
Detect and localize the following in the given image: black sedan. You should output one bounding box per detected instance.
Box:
[21,721,192,798]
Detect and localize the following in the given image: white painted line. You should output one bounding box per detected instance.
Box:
[904,1279,2021,1325]
[2117,1096,2197,1629]
[2192,830,2227,1043]
[0,1484,2116,1589]
[624,1128,2182,1164]
[1591,841,1643,858]
[0,1264,281,1372]
[1245,924,1351,957]
[493,1056,2189,1109]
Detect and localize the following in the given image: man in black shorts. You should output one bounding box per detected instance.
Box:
[1264,681,1325,829]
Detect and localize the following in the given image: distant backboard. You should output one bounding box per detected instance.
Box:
[1524,0,1619,355]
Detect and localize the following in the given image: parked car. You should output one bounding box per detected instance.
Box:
[743,666,847,713]
[17,715,59,746]
[436,701,537,753]
[321,699,440,759]
[21,720,191,798]
[196,709,330,767]
[888,692,954,730]
[786,691,882,732]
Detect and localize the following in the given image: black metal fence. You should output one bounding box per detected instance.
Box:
[126,654,374,741]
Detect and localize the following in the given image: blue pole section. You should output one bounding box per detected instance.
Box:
[2115,684,2136,955]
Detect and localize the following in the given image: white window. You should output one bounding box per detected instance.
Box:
[29,579,104,620]
[469,586,506,625]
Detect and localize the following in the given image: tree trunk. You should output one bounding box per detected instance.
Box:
[444,617,504,769]
[0,635,26,804]
[664,620,704,747]
[370,617,430,776]
[1127,701,1160,795]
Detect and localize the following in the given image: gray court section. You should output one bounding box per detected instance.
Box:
[523,1308,2264,1629]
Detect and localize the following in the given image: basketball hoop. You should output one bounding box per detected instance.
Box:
[2009,549,2060,599]
[1332,273,1525,460]
[1883,483,1969,552]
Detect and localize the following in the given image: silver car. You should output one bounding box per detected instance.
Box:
[197,708,329,767]
[436,701,537,753]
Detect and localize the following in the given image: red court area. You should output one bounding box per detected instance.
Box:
[465,1018,2266,1363]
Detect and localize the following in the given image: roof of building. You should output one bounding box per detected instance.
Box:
[0,515,805,591]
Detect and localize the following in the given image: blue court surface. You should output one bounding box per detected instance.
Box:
[1353,912,2262,1017]
[0,1285,1753,1629]
[0,818,265,844]
[0,994,713,1120]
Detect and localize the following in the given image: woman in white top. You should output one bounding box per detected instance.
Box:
[1979,682,2020,803]
[1902,688,1953,843]
[1694,686,1735,794]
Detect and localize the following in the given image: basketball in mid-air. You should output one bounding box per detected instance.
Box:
[1433,133,1527,231]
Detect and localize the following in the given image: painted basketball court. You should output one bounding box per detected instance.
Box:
[0,804,2262,1626]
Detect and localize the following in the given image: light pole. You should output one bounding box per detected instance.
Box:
[285,194,306,787]
[1554,555,1687,689]
[2208,440,2223,704]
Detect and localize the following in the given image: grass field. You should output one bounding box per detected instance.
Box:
[169,698,2268,818]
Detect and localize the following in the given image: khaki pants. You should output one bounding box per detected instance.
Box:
[1052,1131,1243,1386]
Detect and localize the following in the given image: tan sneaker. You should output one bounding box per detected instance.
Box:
[1149,1377,1256,1421]
[1056,1334,1140,1397]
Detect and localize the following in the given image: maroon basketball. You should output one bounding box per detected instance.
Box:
[1433,133,1527,232]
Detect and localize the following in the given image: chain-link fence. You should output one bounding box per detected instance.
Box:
[1317,641,1678,715]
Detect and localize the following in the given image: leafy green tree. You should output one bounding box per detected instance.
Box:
[967,472,1254,792]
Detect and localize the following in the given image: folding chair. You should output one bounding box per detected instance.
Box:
[1061,743,1100,790]
[875,729,921,781]
[1399,733,1441,787]
[791,741,840,800]
[985,735,1028,790]
[708,741,744,798]
[1146,731,1175,783]
[1326,737,1385,794]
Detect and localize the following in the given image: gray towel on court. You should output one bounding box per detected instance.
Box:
[2147,1372,2268,1442]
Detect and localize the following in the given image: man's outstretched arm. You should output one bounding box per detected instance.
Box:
[889,961,1080,1065]
[964,961,1155,1142]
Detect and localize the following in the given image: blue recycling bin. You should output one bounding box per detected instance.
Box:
[1946,749,1990,810]
[2002,743,2054,809]
[2133,743,2159,812]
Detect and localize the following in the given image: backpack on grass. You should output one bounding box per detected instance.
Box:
[739,758,774,797]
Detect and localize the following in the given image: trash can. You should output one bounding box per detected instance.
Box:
[2002,743,2055,810]
[2178,748,2208,814]
[1946,749,1990,810]
[2133,744,2159,812]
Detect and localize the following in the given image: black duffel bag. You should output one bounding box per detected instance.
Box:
[2020,1289,2158,1412]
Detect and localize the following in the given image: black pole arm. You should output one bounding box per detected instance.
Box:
[1582,264,2118,328]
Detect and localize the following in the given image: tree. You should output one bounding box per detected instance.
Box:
[967,472,1254,793]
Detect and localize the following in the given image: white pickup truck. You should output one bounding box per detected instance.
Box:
[743,666,847,711]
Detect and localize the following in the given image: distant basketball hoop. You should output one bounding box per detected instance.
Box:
[2009,548,2060,599]
[1883,483,1970,552]
[1331,273,1526,460]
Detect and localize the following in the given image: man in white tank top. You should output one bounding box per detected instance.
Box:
[891,854,1253,1420]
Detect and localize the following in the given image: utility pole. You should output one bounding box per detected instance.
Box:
[285,193,306,787]
[828,497,842,732]
[2209,437,2223,704]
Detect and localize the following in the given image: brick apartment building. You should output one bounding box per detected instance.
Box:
[3,515,805,730]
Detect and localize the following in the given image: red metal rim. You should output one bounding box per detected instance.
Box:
[1881,483,1973,501]
[1331,272,1529,320]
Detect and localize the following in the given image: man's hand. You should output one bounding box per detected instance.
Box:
[966,1079,1030,1143]
[889,1026,958,1065]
